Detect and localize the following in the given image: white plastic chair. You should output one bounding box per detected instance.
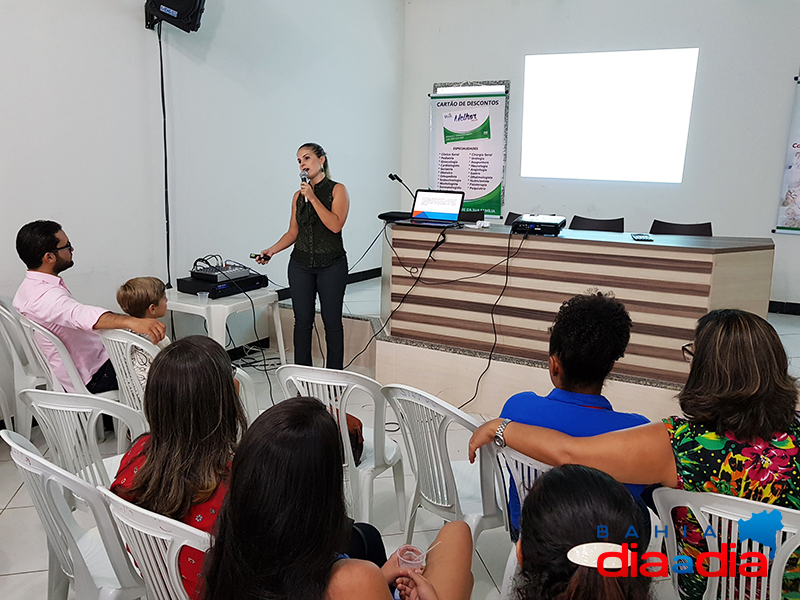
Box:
[277,365,406,526]
[18,314,118,400]
[98,486,212,600]
[0,298,49,438]
[98,329,161,412]
[98,328,260,423]
[20,388,148,487]
[19,314,125,449]
[381,384,505,545]
[1,429,145,600]
[234,367,262,424]
[653,487,800,600]
[497,447,553,599]
[0,331,16,432]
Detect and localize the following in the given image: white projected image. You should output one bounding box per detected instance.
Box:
[520,48,699,183]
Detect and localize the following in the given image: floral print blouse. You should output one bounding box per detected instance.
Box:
[664,416,800,598]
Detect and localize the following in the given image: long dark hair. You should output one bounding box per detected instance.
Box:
[680,309,798,441]
[516,465,650,600]
[201,397,349,600]
[129,336,247,520]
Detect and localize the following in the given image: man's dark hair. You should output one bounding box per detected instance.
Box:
[548,292,631,388]
[16,220,62,269]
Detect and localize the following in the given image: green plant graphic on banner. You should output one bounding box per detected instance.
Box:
[462,184,501,213]
[443,117,491,144]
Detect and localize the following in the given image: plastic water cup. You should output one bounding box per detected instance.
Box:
[397,544,425,571]
[197,291,209,306]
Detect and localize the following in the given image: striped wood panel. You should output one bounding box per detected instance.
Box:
[388,227,720,384]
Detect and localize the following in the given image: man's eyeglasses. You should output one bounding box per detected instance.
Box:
[55,242,73,253]
[681,342,694,362]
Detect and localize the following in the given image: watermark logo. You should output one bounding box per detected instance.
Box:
[443,112,480,123]
[574,509,781,578]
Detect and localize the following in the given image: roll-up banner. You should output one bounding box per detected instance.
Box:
[430,90,508,216]
[777,79,800,234]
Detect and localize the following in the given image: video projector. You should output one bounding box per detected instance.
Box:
[511,214,567,236]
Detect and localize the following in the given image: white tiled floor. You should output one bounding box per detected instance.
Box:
[2,282,800,599]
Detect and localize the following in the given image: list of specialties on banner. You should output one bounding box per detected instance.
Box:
[430,93,507,216]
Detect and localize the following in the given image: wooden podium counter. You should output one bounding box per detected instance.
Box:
[382,224,774,385]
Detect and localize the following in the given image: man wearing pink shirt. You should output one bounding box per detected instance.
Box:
[13,220,166,393]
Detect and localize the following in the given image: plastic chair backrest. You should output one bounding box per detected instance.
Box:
[0,324,17,428]
[18,314,86,393]
[496,448,553,599]
[653,487,800,599]
[98,329,161,412]
[234,367,260,424]
[0,299,49,383]
[277,365,389,469]
[381,384,501,521]
[568,215,625,233]
[498,446,552,510]
[1,429,144,598]
[20,388,148,487]
[0,300,48,438]
[649,219,713,236]
[98,486,211,600]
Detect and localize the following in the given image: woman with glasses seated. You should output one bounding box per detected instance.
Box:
[470,308,800,598]
[201,397,474,600]
[111,335,247,599]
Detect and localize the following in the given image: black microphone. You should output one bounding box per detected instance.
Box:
[300,170,309,202]
[388,173,415,199]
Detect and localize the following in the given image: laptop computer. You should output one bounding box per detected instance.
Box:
[395,189,466,228]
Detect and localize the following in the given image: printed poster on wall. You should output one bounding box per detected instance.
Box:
[777,79,800,233]
[430,91,508,216]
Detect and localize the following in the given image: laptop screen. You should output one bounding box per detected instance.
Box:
[412,190,465,222]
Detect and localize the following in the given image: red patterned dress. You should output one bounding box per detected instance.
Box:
[110,436,229,599]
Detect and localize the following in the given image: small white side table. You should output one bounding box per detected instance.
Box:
[166,288,286,364]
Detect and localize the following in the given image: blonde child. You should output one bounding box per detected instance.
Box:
[117,277,171,387]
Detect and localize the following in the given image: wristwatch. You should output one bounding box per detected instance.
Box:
[493,418,512,448]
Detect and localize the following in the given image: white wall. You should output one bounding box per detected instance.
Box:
[400,0,800,301]
[3,0,799,309]
[0,0,404,311]
[0,1,165,308]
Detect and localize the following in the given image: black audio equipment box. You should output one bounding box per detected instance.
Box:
[176,273,268,299]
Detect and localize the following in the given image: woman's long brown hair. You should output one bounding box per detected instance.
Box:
[680,309,798,441]
[129,335,247,519]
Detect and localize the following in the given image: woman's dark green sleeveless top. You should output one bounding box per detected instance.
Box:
[290,177,347,268]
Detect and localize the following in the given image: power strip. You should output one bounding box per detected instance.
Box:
[190,265,252,282]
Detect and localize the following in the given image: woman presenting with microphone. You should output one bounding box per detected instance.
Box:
[257,143,350,369]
